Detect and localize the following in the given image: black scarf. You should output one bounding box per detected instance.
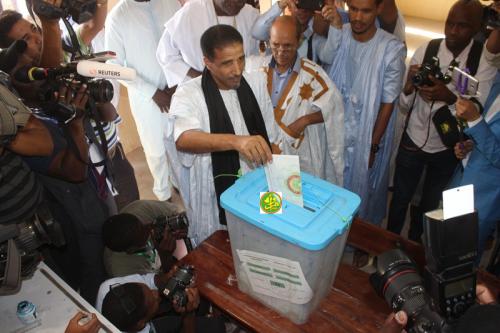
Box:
[201,68,271,225]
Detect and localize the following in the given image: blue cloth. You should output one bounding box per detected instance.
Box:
[320,26,405,224]
[450,72,500,254]
[269,56,301,108]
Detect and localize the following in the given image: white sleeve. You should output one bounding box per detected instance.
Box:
[156,27,191,88]
[105,17,157,99]
[318,26,343,65]
[474,48,497,106]
[251,3,281,41]
[170,83,203,141]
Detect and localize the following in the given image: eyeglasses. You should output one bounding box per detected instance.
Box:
[109,283,137,315]
[269,43,295,52]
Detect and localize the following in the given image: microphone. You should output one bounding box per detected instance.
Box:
[76,61,136,81]
[0,40,27,73]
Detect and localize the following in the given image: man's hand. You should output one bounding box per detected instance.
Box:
[321,1,342,29]
[64,312,101,333]
[381,311,408,333]
[454,139,473,160]
[476,284,497,305]
[155,228,177,255]
[287,117,307,138]
[403,64,420,95]
[96,102,118,122]
[233,135,273,166]
[418,76,457,105]
[153,89,171,113]
[56,83,89,119]
[174,287,200,313]
[456,98,481,122]
[278,0,298,12]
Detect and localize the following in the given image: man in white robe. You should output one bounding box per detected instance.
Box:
[156,0,260,88]
[105,0,180,201]
[319,0,406,225]
[166,25,279,245]
[264,16,344,184]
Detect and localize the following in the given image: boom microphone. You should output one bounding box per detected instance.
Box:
[13,65,75,83]
[76,61,136,80]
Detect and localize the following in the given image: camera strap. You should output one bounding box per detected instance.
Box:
[61,17,84,61]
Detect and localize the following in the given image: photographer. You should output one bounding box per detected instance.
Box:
[387,0,497,242]
[102,200,188,278]
[96,270,202,333]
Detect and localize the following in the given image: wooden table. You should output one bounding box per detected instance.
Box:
[180,219,500,333]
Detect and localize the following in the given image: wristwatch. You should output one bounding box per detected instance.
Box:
[371,143,380,154]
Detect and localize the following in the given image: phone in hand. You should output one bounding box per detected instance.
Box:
[452,67,479,97]
[297,0,324,11]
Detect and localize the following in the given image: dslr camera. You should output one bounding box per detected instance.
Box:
[370,210,478,332]
[152,213,190,248]
[31,0,97,24]
[160,265,195,307]
[297,0,324,11]
[412,57,453,87]
[483,1,500,28]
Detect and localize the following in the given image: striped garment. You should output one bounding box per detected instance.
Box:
[0,150,43,223]
[90,116,122,151]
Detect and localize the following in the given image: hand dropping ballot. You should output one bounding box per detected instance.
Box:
[264,155,303,207]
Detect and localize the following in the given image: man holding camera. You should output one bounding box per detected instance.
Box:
[387,0,497,242]
[102,200,187,278]
[318,0,406,225]
[96,269,201,333]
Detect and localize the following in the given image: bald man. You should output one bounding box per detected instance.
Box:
[264,16,344,184]
[387,0,497,241]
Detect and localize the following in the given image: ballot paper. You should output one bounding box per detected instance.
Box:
[264,154,303,207]
[442,184,474,220]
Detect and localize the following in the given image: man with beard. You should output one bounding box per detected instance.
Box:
[319,0,405,225]
[166,25,279,245]
[156,0,260,88]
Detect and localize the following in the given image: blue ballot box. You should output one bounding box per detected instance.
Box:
[220,168,361,324]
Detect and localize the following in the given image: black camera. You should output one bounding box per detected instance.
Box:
[32,0,97,24]
[412,57,452,87]
[152,213,189,245]
[297,0,324,11]
[484,2,500,28]
[370,210,479,332]
[370,249,448,333]
[160,265,195,307]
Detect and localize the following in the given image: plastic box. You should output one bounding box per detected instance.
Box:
[220,168,361,324]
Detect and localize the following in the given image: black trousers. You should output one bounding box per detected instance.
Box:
[110,142,140,211]
[387,133,458,241]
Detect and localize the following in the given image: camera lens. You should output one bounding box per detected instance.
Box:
[87,79,114,103]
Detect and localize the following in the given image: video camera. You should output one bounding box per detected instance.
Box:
[0,203,66,295]
[370,210,478,332]
[160,265,195,308]
[13,55,136,124]
[31,0,97,24]
[412,57,453,87]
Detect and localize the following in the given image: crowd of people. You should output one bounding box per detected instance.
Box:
[0,0,498,332]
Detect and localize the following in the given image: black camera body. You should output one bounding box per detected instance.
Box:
[161,265,194,307]
[423,210,478,319]
[152,213,189,245]
[412,57,452,87]
[484,3,500,28]
[297,0,324,11]
[32,0,97,24]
